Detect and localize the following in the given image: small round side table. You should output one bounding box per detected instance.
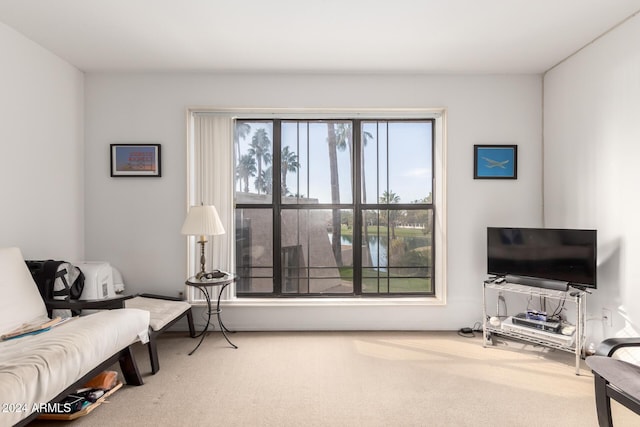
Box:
[185,272,237,355]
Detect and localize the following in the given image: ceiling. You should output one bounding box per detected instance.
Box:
[1,0,639,74]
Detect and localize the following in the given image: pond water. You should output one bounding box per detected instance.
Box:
[329,231,429,272]
[328,232,385,265]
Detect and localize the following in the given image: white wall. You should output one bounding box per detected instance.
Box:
[544,14,640,344]
[0,22,84,260]
[84,72,542,330]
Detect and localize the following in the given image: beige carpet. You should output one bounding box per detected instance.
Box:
[30,331,637,427]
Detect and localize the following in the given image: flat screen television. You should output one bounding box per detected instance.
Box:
[487,227,597,288]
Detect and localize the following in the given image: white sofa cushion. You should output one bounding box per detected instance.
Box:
[125,296,191,331]
[0,247,48,336]
[0,308,150,426]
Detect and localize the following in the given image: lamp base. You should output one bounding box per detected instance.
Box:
[196,237,208,280]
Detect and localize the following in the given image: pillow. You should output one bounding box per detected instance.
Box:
[0,247,48,336]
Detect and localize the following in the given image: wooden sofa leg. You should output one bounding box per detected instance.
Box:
[593,373,614,427]
[148,332,160,375]
[187,308,196,338]
[119,346,144,386]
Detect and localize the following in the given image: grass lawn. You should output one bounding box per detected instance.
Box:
[339,267,432,293]
[341,225,428,239]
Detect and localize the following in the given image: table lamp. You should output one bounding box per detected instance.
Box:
[181,204,225,279]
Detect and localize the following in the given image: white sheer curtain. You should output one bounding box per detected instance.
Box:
[187,113,235,302]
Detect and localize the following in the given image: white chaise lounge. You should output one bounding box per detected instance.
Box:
[0,247,150,427]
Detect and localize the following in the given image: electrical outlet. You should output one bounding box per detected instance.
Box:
[602,308,612,327]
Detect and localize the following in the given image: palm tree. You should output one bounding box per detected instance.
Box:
[360,129,374,265]
[248,128,272,195]
[327,122,345,266]
[334,124,376,264]
[360,130,374,203]
[380,190,401,239]
[380,190,400,204]
[335,124,373,202]
[335,123,351,154]
[234,122,251,164]
[264,166,273,194]
[236,154,256,193]
[255,166,273,195]
[281,146,300,196]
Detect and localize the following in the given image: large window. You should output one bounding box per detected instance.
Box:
[235,119,434,297]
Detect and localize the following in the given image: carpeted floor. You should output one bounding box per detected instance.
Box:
[29,331,637,427]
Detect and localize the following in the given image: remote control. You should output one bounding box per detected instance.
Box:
[494,277,506,284]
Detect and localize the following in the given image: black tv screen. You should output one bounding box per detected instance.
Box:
[487,227,597,288]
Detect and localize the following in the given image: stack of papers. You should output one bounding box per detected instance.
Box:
[1,317,71,341]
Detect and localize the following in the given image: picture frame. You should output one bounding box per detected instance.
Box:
[474,144,517,179]
[110,144,161,177]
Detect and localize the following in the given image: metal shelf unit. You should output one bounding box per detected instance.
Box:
[482,281,586,375]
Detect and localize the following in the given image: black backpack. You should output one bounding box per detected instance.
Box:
[26,260,85,301]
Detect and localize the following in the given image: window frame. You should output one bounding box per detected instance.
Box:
[235,117,436,298]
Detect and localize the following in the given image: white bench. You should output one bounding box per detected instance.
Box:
[125,294,195,374]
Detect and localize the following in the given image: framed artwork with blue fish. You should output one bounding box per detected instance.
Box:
[474,145,517,179]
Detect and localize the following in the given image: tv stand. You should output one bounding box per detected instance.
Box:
[482,280,586,375]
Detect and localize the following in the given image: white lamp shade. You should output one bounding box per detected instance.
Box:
[181,205,225,236]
